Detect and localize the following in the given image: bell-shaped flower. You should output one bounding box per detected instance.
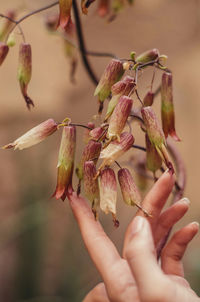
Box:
[136,48,159,64]
[105,75,135,121]
[53,126,76,201]
[107,96,133,140]
[97,132,134,174]
[141,106,174,173]
[99,167,119,227]
[76,140,102,181]
[0,42,9,66]
[17,43,33,109]
[83,161,100,217]
[3,119,58,150]
[145,134,162,174]
[118,168,149,216]
[58,0,73,31]
[89,126,106,141]
[94,59,124,103]
[161,72,180,141]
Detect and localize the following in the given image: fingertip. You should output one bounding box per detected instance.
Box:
[160,168,175,187]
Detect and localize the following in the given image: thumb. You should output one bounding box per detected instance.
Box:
[124,216,165,301]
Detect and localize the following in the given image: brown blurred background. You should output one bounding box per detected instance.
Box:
[0,0,200,301]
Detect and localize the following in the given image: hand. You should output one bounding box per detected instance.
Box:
[68,170,199,302]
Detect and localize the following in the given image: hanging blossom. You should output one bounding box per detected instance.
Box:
[3,119,58,150]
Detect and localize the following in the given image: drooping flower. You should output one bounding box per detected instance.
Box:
[99,167,119,227]
[94,59,124,107]
[161,72,180,141]
[107,96,133,140]
[135,48,159,64]
[83,161,99,217]
[53,126,76,201]
[118,168,149,216]
[0,42,9,66]
[57,0,73,31]
[145,133,162,174]
[141,106,174,173]
[104,75,135,121]
[76,140,102,181]
[17,43,34,109]
[97,132,134,174]
[3,119,58,150]
[89,126,106,141]
[143,91,154,107]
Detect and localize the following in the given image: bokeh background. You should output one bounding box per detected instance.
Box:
[0,0,200,301]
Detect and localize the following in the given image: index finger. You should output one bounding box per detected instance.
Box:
[68,191,121,279]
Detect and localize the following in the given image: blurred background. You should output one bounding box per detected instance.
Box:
[0,0,200,301]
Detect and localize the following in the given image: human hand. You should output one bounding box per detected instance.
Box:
[68,170,199,302]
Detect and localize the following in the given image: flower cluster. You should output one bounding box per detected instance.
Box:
[3,48,180,226]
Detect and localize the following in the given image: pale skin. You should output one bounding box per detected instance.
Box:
[68,170,200,302]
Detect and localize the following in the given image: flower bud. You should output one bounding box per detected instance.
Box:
[98,0,110,17]
[53,126,76,201]
[98,132,134,172]
[99,167,118,226]
[0,10,16,41]
[105,76,135,121]
[0,42,9,66]
[161,72,180,141]
[143,91,154,107]
[76,140,102,180]
[58,0,73,30]
[17,43,34,109]
[3,119,58,150]
[141,106,165,148]
[107,96,133,140]
[89,126,106,141]
[83,122,95,144]
[141,107,174,173]
[118,168,149,216]
[136,48,159,64]
[94,59,124,102]
[83,161,99,210]
[145,134,162,173]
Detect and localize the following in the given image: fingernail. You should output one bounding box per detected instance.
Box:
[131,216,145,234]
[180,197,190,205]
[191,221,199,228]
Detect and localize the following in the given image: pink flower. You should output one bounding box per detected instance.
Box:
[3,119,58,150]
[53,126,76,201]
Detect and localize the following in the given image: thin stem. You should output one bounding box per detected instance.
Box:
[6,1,59,40]
[69,123,93,130]
[132,144,146,152]
[72,0,99,85]
[154,84,161,97]
[0,14,26,42]
[115,161,122,169]
[129,114,144,124]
